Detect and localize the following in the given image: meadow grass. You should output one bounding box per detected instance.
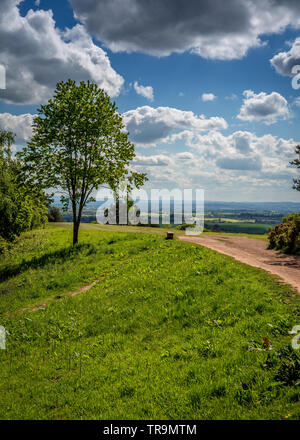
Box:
[51,221,269,241]
[0,226,299,420]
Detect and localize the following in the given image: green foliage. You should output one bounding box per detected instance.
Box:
[47,206,63,223]
[268,212,300,254]
[175,223,196,231]
[19,79,147,244]
[0,236,9,254]
[282,212,300,224]
[0,225,299,419]
[265,345,300,386]
[290,145,300,191]
[0,129,47,247]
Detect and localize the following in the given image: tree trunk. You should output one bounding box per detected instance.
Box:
[73,221,80,246]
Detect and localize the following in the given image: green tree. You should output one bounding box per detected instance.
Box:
[19,79,147,245]
[47,206,63,222]
[0,129,47,244]
[291,145,300,191]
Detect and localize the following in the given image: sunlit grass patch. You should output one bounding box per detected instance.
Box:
[0,226,299,419]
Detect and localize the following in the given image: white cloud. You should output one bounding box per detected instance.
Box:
[175,152,195,161]
[270,37,300,76]
[201,93,216,102]
[237,90,289,124]
[0,1,124,104]
[70,0,300,60]
[133,81,154,101]
[133,154,170,166]
[0,113,35,142]
[171,129,297,159]
[131,128,299,200]
[123,106,228,146]
[225,93,238,100]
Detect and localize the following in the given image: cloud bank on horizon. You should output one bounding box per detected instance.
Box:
[0,0,300,202]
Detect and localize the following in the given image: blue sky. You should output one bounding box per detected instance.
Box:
[1,0,300,201]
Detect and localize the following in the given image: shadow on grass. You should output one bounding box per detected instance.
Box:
[0,243,96,283]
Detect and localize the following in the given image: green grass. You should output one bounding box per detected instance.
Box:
[202,231,268,241]
[0,226,299,420]
[51,221,269,241]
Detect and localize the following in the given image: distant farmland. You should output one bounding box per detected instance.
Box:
[204,221,272,235]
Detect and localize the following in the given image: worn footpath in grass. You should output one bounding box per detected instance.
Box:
[0,226,299,419]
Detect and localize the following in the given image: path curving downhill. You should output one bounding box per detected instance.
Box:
[179,234,300,294]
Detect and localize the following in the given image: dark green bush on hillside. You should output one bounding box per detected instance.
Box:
[0,129,48,250]
[268,212,300,254]
[0,236,9,254]
[47,206,63,222]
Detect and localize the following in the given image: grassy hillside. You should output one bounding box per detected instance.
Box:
[0,226,299,419]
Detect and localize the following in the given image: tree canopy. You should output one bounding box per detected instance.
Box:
[19,79,147,244]
[291,145,300,192]
[0,129,47,248]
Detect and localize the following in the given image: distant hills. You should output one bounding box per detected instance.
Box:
[52,195,300,214]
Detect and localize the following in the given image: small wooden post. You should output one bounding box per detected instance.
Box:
[166,231,174,240]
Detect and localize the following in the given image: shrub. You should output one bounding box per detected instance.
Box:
[268,212,300,254]
[176,223,196,231]
[0,236,8,254]
[47,206,63,222]
[0,129,48,242]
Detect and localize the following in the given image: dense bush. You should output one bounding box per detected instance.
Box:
[176,223,196,230]
[0,129,48,251]
[0,235,9,254]
[47,206,63,222]
[268,212,300,254]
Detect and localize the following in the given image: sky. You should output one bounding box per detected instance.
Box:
[1,1,300,202]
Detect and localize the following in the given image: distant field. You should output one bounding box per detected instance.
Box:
[206,218,256,223]
[204,221,272,235]
[0,226,299,419]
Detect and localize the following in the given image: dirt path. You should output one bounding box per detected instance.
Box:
[179,235,300,294]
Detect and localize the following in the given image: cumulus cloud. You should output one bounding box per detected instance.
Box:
[70,0,300,60]
[216,156,262,171]
[237,90,289,124]
[133,81,154,101]
[123,106,228,146]
[0,113,34,142]
[0,1,124,104]
[133,154,170,166]
[270,37,300,76]
[169,129,297,163]
[130,127,298,198]
[175,152,195,161]
[201,93,216,102]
